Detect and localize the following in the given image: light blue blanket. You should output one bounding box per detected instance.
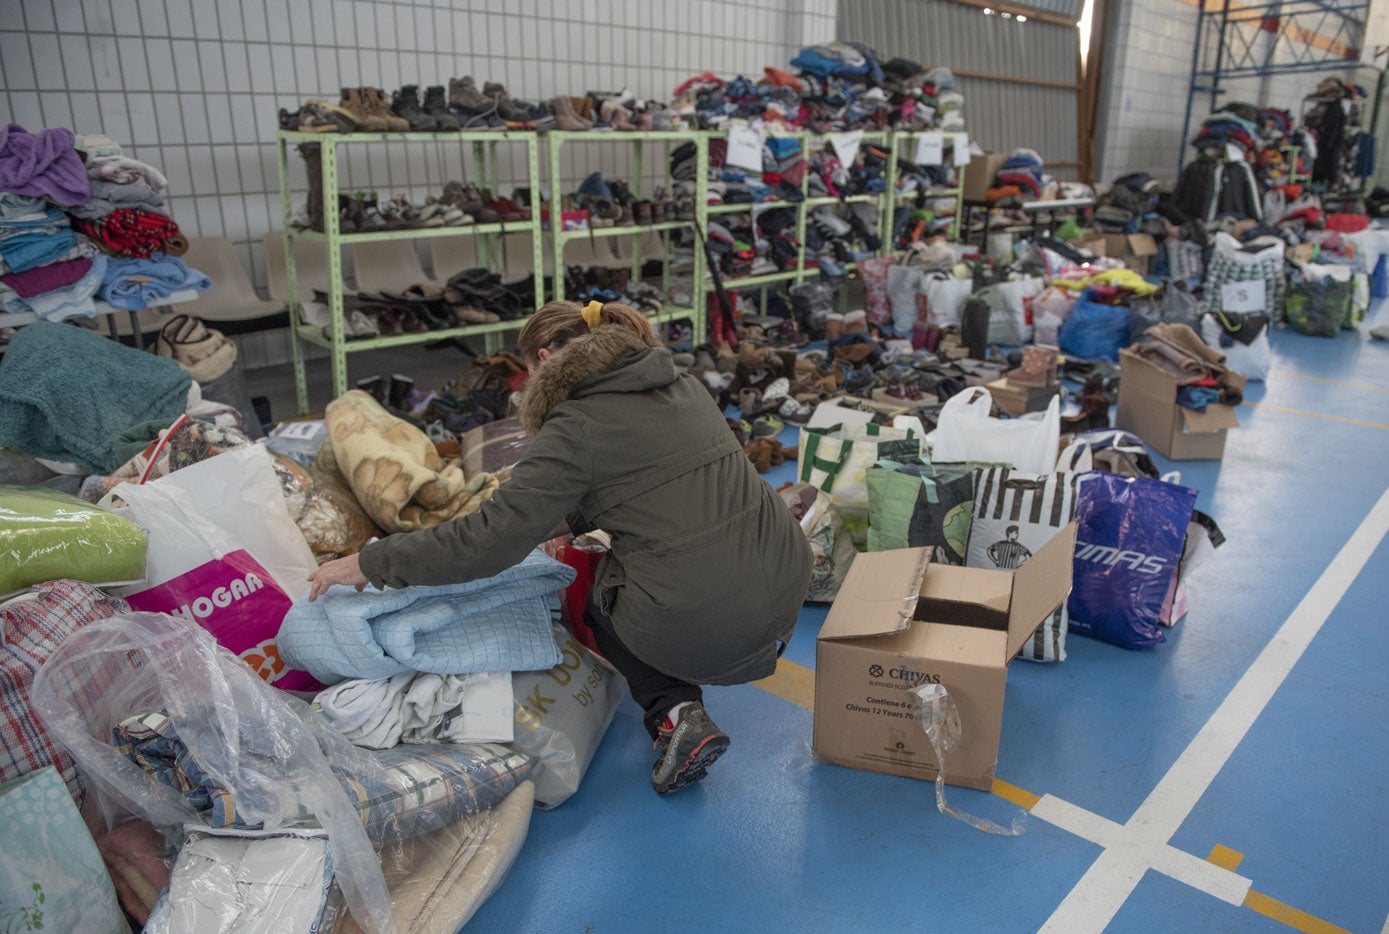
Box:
[277,548,575,684]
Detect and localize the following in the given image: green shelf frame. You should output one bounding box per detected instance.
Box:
[547,129,708,341]
[883,130,969,245]
[276,130,546,414]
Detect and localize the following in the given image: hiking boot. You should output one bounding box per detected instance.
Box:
[340,87,388,132]
[483,81,533,122]
[651,703,729,795]
[364,87,409,132]
[391,85,437,132]
[449,75,493,115]
[423,86,461,130]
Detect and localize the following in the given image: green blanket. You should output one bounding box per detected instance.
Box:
[0,322,190,473]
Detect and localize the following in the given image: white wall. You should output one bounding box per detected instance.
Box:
[1094,0,1376,183]
[1,0,834,297]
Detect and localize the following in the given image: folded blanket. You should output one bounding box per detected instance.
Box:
[0,255,91,297]
[67,178,168,219]
[73,209,185,259]
[336,781,535,934]
[0,123,91,205]
[0,319,190,472]
[324,389,499,533]
[278,548,572,683]
[315,670,514,748]
[0,254,106,323]
[113,710,534,843]
[0,226,76,273]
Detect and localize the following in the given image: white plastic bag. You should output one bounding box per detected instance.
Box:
[102,444,321,690]
[996,275,1046,344]
[923,275,975,327]
[887,265,929,335]
[1200,313,1271,382]
[928,387,1061,474]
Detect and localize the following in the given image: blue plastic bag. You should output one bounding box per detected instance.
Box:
[1058,290,1131,360]
[1067,473,1198,648]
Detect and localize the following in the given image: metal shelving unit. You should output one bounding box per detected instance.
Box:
[884,130,969,246]
[275,129,545,414]
[547,129,708,339]
[1179,0,1369,173]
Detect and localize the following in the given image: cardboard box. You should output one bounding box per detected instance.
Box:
[986,378,1059,417]
[813,524,1077,790]
[1115,347,1242,460]
[962,152,1008,202]
[1101,233,1159,275]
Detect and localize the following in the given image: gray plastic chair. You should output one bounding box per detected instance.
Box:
[351,241,443,293]
[264,230,343,301]
[179,238,283,322]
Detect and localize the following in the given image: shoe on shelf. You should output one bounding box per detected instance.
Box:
[299,100,358,134]
[449,75,493,115]
[366,87,409,132]
[651,703,729,795]
[391,85,437,132]
[423,85,461,131]
[483,81,534,123]
[340,87,388,132]
[550,95,591,131]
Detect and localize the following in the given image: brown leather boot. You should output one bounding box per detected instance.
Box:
[364,88,409,132]
[340,87,387,131]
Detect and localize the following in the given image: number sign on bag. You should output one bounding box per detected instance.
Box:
[1220,280,1265,313]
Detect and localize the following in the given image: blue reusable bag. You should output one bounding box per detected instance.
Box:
[1067,473,1198,648]
[1058,290,1131,360]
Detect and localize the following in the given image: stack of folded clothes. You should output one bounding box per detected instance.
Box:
[0,126,210,320]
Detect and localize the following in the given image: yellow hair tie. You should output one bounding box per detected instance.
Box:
[581,300,603,329]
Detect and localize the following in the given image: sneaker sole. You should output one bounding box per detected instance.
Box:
[654,733,730,795]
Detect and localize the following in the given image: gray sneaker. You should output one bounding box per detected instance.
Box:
[651,703,730,795]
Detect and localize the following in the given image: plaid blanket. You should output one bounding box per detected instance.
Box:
[113,711,533,843]
[72,208,184,258]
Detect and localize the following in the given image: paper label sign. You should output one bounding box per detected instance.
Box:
[274,420,323,440]
[1220,279,1266,312]
[830,130,864,166]
[952,134,972,167]
[726,125,765,173]
[914,130,945,166]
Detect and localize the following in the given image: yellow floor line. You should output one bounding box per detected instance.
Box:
[1206,843,1245,871]
[1271,372,1389,394]
[991,778,1041,810]
[1244,890,1352,934]
[1244,401,1389,431]
[750,657,815,711]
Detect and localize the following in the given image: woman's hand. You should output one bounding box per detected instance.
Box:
[306,554,368,602]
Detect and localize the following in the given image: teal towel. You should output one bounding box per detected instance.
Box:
[0,321,190,473]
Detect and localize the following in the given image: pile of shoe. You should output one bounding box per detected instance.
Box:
[549,88,685,132]
[279,77,554,134]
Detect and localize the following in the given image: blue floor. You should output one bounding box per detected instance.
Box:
[469,313,1389,933]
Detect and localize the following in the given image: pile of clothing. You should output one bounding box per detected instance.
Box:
[991,148,1048,202]
[674,44,965,133]
[1129,322,1244,410]
[0,125,209,321]
[1092,173,1157,232]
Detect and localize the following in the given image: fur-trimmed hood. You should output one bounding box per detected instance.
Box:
[519,326,673,435]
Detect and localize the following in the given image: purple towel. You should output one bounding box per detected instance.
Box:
[0,257,93,298]
[0,124,91,207]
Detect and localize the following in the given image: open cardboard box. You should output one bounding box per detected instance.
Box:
[1116,347,1243,460]
[1102,233,1159,275]
[813,523,1077,790]
[962,152,1009,202]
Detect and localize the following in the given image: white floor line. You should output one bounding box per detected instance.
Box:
[1381,909,1389,934]
[1041,486,1389,934]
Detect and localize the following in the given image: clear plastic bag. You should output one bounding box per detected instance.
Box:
[31,612,536,934]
